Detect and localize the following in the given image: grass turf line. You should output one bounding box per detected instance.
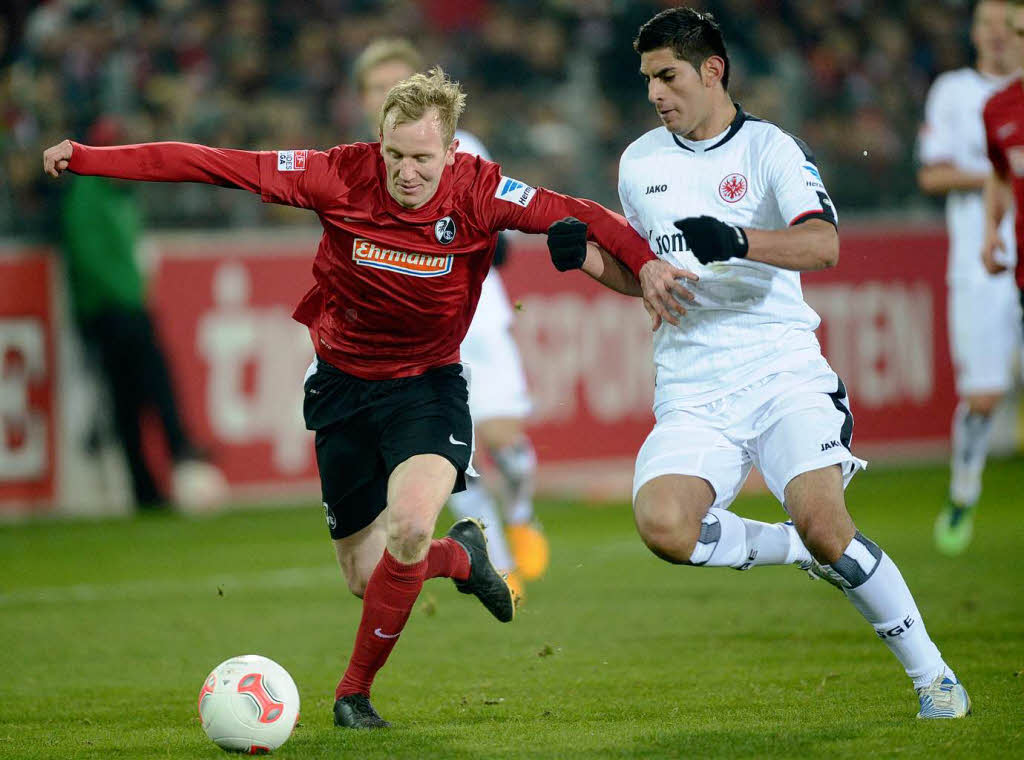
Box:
[0,458,1021,759]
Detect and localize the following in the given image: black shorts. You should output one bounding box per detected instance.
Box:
[304,357,473,539]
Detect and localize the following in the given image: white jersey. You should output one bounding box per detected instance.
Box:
[454,128,514,333]
[618,108,838,409]
[455,129,490,162]
[453,129,531,421]
[918,67,1017,282]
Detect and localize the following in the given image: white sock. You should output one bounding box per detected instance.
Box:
[822,533,950,688]
[492,440,537,525]
[949,401,993,507]
[688,508,810,569]
[448,480,515,572]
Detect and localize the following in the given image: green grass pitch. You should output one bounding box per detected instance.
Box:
[1,459,1022,759]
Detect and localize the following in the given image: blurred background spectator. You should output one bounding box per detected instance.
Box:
[59,113,228,511]
[0,0,979,237]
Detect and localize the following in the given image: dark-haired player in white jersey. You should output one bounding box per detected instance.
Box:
[548,6,970,719]
[918,0,1021,556]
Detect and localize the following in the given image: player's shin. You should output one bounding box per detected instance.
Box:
[819,532,950,687]
[336,550,427,698]
[688,508,809,569]
[949,401,993,506]
[492,440,537,525]
[448,481,515,572]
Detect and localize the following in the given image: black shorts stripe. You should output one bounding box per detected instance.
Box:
[827,376,854,451]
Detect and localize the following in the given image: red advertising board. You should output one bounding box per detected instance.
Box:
[146,225,953,497]
[149,236,320,496]
[0,251,57,507]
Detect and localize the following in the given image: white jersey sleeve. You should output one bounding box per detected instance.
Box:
[918,74,958,166]
[764,132,838,227]
[455,129,492,161]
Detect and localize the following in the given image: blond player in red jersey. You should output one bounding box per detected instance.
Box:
[353,40,549,598]
[44,68,694,729]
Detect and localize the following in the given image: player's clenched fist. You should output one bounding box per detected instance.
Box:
[43,139,74,178]
[674,215,749,264]
[546,217,588,271]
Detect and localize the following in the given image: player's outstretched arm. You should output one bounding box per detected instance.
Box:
[42,139,262,192]
[546,217,696,328]
[675,216,838,271]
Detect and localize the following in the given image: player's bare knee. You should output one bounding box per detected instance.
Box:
[966,393,1001,417]
[386,513,433,562]
[794,513,853,565]
[634,504,701,563]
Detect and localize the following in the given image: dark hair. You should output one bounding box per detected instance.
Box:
[633,7,731,89]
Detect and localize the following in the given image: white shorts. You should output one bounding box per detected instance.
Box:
[461,270,532,423]
[633,368,868,508]
[948,274,1021,395]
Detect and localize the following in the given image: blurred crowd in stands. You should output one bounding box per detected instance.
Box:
[1,0,980,236]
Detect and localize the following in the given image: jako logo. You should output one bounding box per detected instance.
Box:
[352,238,452,277]
[820,440,842,451]
[645,184,668,195]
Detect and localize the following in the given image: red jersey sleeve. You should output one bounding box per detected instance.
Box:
[474,163,656,279]
[983,100,1010,179]
[256,147,349,210]
[68,142,261,191]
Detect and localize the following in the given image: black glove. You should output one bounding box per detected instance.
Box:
[491,232,510,268]
[674,216,748,264]
[547,217,588,271]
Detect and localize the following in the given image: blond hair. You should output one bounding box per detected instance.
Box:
[352,38,423,93]
[378,67,466,146]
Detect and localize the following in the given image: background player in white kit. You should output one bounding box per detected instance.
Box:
[352,40,549,594]
[548,7,971,719]
[918,0,1022,556]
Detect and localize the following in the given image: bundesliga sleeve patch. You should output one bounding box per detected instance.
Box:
[276,150,307,172]
[494,176,536,207]
[801,163,825,190]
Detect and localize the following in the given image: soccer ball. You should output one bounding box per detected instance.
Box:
[198,655,300,754]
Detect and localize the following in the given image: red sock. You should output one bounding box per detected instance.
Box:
[425,537,470,581]
[335,550,427,699]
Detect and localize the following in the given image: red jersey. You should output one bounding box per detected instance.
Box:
[68,141,655,379]
[983,79,1024,289]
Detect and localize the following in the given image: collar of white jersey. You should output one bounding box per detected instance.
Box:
[671,102,753,154]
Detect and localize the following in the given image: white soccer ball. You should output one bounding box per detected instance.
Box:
[198,655,300,754]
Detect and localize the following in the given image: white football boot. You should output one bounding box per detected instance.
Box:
[915,674,972,719]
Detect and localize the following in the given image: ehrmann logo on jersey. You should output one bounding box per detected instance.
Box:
[352,238,453,277]
[434,216,457,245]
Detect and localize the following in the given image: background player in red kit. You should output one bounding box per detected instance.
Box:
[43,68,695,729]
[983,0,1024,306]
